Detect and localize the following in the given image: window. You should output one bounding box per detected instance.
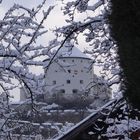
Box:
[53,81,56,85]
[68,70,71,73]
[80,80,83,84]
[72,59,74,62]
[72,89,78,94]
[67,80,70,84]
[60,89,65,93]
[74,70,78,74]
[55,70,57,72]
[81,60,83,63]
[63,59,65,62]
[81,70,83,72]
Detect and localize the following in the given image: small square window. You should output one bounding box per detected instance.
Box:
[63,59,66,62]
[74,70,78,74]
[80,80,83,84]
[53,81,56,85]
[73,89,78,94]
[72,60,74,62]
[60,89,65,93]
[67,80,70,84]
[68,70,71,73]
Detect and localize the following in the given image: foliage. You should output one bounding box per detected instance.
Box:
[0,0,54,138]
[108,0,140,109]
[71,98,140,140]
[50,0,120,88]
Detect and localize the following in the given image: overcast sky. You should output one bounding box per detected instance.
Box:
[0,0,53,10]
[0,0,99,47]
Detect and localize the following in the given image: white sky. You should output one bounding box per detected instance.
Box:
[0,0,99,50]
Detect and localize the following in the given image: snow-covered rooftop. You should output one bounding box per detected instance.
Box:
[57,45,90,59]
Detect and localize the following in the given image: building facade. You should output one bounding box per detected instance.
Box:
[20,46,111,107]
[44,46,99,106]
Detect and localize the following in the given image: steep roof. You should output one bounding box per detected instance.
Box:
[43,45,91,63]
[57,45,90,59]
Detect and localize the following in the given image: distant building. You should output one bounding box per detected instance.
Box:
[44,46,94,96]
[20,45,111,107]
[43,45,111,106]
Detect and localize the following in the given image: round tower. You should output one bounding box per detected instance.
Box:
[44,46,95,107]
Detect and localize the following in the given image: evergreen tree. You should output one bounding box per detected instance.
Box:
[108,0,140,109]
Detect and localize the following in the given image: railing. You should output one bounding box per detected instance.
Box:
[54,97,124,140]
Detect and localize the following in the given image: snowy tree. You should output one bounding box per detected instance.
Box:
[0,0,139,139]
[48,0,140,139]
[48,0,120,91]
[0,0,55,139]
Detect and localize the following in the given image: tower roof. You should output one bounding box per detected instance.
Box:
[57,45,90,59]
